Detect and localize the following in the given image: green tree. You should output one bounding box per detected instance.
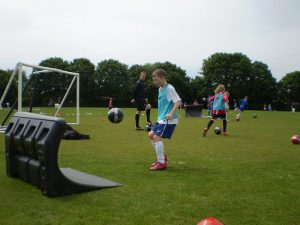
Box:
[29,57,71,106]
[68,58,96,106]
[190,76,208,104]
[128,64,144,89]
[128,63,158,106]
[152,61,191,104]
[249,61,277,108]
[0,69,17,107]
[95,59,130,105]
[202,52,252,102]
[278,71,300,106]
[128,62,191,107]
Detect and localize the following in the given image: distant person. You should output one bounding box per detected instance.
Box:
[268,103,272,111]
[263,103,267,111]
[237,96,248,117]
[291,103,296,113]
[148,69,181,171]
[233,99,239,111]
[201,97,206,106]
[145,98,152,124]
[108,97,113,109]
[48,98,54,107]
[193,99,199,105]
[131,71,151,130]
[203,84,229,137]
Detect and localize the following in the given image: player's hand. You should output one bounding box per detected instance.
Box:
[166,114,173,120]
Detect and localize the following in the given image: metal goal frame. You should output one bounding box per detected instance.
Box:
[0,62,80,125]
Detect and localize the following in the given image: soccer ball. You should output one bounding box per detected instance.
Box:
[214,127,222,135]
[202,97,206,102]
[290,135,300,144]
[107,108,124,123]
[253,114,257,118]
[235,115,240,121]
[145,122,152,131]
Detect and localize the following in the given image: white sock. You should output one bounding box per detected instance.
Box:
[154,141,165,164]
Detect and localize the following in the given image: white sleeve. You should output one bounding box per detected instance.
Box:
[167,85,181,103]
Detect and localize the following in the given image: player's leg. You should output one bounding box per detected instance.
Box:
[223,119,227,132]
[135,110,142,129]
[237,107,242,117]
[207,107,211,118]
[145,106,151,125]
[207,119,214,129]
[135,100,145,130]
[149,123,177,170]
[135,100,144,129]
[221,113,229,136]
[148,132,166,169]
[203,116,215,137]
[149,132,164,161]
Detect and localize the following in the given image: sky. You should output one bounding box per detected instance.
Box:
[1,0,300,81]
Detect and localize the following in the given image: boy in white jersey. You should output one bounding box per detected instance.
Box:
[148,69,181,171]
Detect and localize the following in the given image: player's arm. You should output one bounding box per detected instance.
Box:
[166,86,181,120]
[209,95,215,109]
[225,102,229,110]
[166,100,181,120]
[223,95,229,110]
[131,82,140,103]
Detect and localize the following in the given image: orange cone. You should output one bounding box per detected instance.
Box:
[197,217,224,225]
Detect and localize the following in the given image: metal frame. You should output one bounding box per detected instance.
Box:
[0,62,80,126]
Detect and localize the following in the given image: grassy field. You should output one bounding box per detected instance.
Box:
[0,107,299,225]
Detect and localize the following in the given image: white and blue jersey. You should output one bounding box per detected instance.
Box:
[152,84,180,139]
[157,84,181,125]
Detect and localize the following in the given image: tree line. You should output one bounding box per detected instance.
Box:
[0,52,299,110]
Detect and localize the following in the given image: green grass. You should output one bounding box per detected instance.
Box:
[0,108,299,225]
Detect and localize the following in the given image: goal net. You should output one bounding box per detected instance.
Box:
[0,62,80,132]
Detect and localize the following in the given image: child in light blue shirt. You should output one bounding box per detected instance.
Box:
[148,69,181,171]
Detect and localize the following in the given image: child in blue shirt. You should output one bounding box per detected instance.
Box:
[239,96,248,112]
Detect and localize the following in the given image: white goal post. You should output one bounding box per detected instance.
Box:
[0,62,80,125]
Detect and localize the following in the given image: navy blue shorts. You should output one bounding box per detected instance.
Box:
[151,122,176,139]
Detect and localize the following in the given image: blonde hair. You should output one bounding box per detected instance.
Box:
[152,69,167,78]
[215,84,225,94]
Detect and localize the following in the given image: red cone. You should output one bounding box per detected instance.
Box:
[197,217,224,225]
